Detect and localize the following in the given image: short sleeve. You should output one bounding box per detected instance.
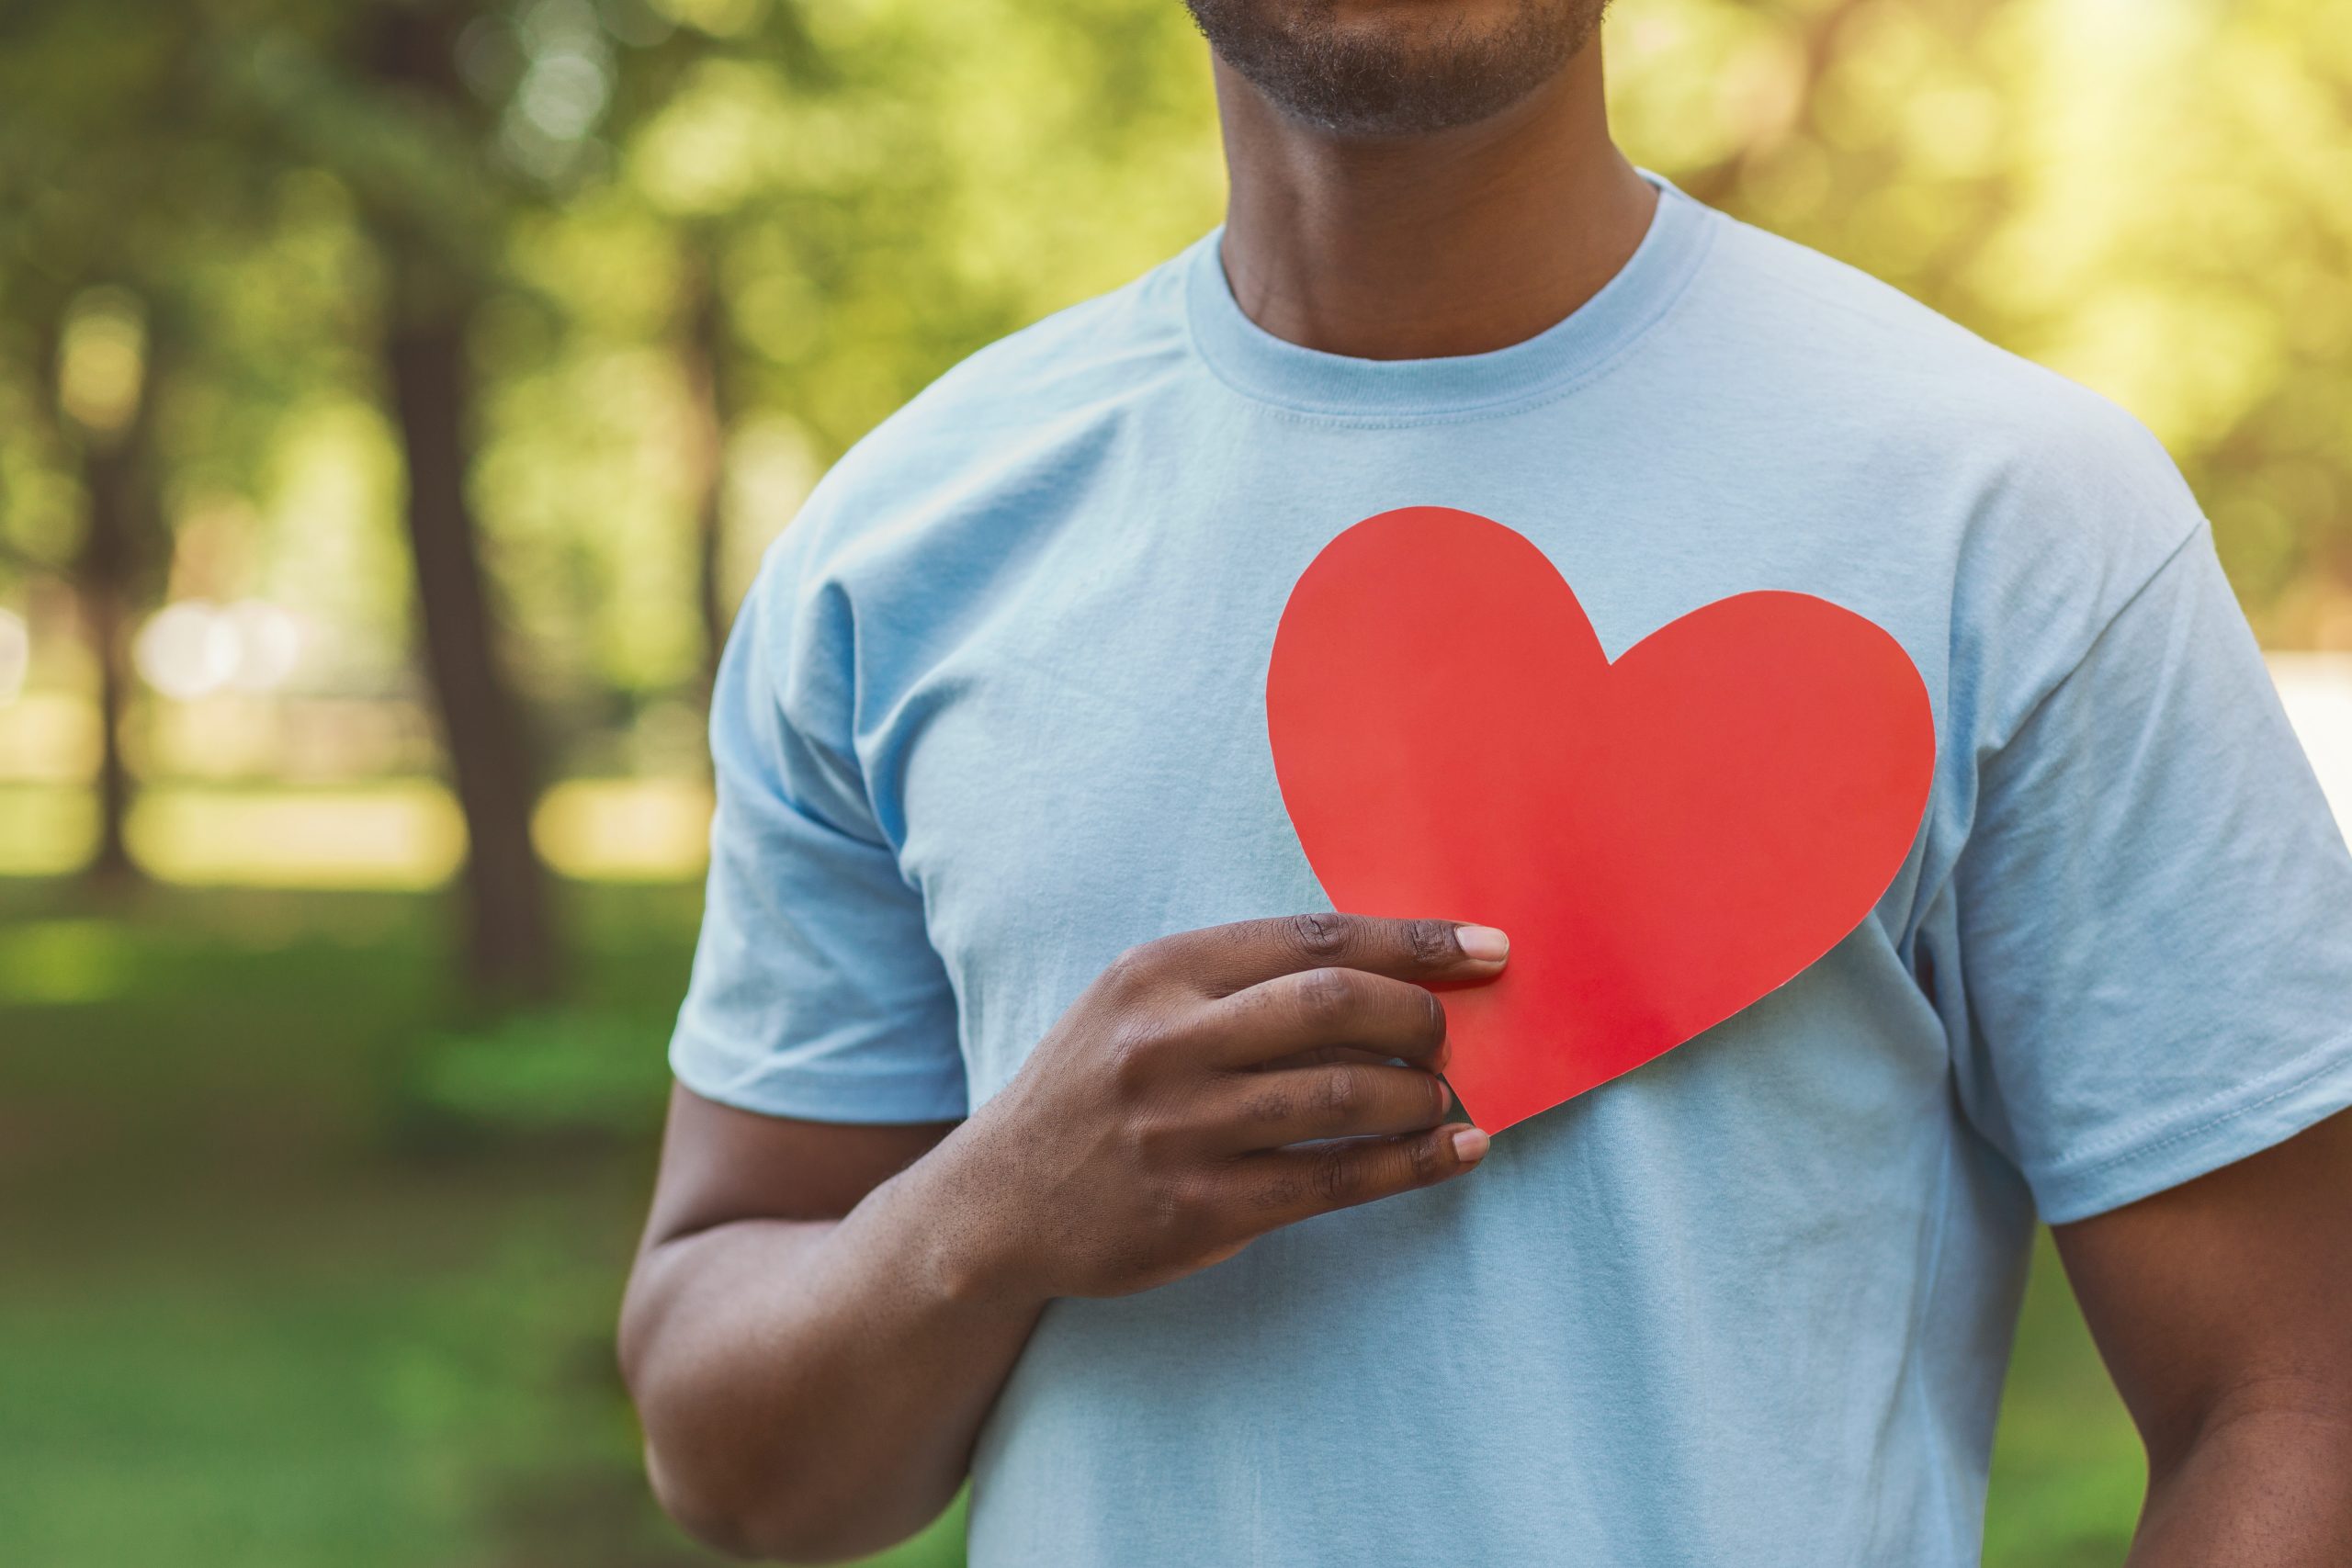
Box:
[1950,525,2352,1223]
[667,543,968,1123]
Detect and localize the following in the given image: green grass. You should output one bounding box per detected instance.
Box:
[1986,1235,2146,1564]
[0,880,2138,1565]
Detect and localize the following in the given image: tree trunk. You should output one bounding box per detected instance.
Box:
[382,266,559,1001]
[361,0,557,999]
[54,308,163,894]
[75,428,147,890]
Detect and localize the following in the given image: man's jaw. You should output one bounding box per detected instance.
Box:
[1184,0,1609,140]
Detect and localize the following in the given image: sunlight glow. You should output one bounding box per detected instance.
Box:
[134,600,305,700]
[0,609,28,706]
[135,603,242,701]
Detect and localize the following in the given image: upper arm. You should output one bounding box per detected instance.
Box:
[1939,527,2352,1224]
[671,535,968,1126]
[658,549,966,1236]
[639,1083,958,1249]
[2053,1107,2352,1473]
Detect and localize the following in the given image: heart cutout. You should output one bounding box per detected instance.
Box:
[1266,506,1936,1132]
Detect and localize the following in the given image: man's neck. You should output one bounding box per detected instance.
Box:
[1213,42,1657,361]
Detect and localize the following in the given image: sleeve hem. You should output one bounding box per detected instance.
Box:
[670,1036,970,1126]
[2030,1034,2352,1224]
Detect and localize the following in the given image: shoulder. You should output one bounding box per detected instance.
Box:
[1692,211,2191,523]
[1672,203,2216,735]
[772,247,1197,581]
[735,243,1200,687]
[1698,212,2193,523]
[1697,209,2200,579]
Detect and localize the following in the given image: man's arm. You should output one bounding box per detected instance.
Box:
[619,913,1505,1563]
[618,1100,997,1561]
[2054,1107,2352,1565]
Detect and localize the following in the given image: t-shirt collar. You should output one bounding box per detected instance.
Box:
[1182,171,1716,420]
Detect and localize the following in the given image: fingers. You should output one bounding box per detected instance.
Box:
[1241,1122,1492,1229]
[1211,1062,1453,1148]
[1256,1043,1401,1071]
[1207,965,1452,1070]
[1168,912,1510,997]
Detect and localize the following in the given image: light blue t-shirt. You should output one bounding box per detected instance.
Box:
[672,179,2352,1565]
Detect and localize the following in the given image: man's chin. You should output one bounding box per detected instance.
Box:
[1186,0,1605,138]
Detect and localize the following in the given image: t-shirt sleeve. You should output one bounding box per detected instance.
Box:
[1949,524,2352,1224]
[667,539,969,1124]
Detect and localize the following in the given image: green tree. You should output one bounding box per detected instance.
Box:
[0,4,254,890]
[1614,0,2352,637]
[221,0,835,991]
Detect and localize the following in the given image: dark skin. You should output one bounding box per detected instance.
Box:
[624,914,1506,1561]
[623,7,2352,1562]
[1216,10,1657,360]
[2062,1111,2352,1564]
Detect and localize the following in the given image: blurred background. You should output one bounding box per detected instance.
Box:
[2,0,2348,1563]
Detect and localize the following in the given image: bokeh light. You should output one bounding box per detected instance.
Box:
[133,602,242,701]
[0,608,28,706]
[222,601,304,694]
[55,288,146,435]
[131,600,306,701]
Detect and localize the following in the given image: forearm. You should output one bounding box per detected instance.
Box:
[2126,1394,2352,1567]
[621,918,1502,1558]
[620,1136,1046,1562]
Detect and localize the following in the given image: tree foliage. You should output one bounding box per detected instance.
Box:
[0,0,2346,905]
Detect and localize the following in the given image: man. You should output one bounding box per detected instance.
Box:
[620,3,2352,1563]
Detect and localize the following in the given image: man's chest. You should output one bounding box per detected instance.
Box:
[850,442,1962,1102]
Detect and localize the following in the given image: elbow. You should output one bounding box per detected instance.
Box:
[617,1279,808,1560]
[641,1443,824,1563]
[618,1263,950,1563]
[2154,1371,2352,1482]
[643,1457,770,1562]
[642,1448,798,1562]
[639,1435,943,1565]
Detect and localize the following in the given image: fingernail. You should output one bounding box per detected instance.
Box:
[1454,925,1510,962]
[1432,1075,1452,1112]
[1451,1128,1490,1164]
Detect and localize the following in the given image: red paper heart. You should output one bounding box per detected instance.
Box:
[1266,506,1935,1132]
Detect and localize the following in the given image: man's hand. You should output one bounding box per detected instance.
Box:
[620,911,1506,1562]
[928,913,1508,1303]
